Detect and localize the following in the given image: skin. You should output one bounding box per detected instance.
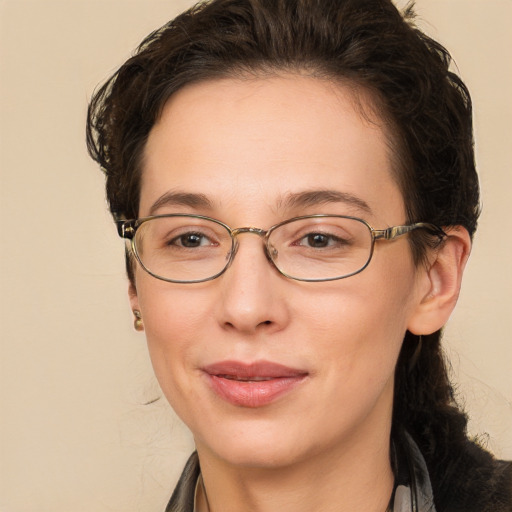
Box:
[130,75,471,512]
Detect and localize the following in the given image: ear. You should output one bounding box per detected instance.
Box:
[128,281,140,315]
[128,281,145,332]
[407,226,472,335]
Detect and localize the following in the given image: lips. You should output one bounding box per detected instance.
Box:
[202,360,308,408]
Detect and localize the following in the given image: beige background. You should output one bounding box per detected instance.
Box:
[0,1,510,510]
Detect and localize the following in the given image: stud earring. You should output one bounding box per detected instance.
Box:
[133,310,144,331]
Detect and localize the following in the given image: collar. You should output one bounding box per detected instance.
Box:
[167,434,436,512]
[393,432,436,512]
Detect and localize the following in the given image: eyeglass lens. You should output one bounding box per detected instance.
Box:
[132,215,374,282]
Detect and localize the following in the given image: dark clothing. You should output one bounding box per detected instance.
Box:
[165,434,512,512]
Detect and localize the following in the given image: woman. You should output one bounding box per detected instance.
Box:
[86,0,512,510]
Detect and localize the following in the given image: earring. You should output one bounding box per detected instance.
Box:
[133,310,144,331]
[408,335,423,373]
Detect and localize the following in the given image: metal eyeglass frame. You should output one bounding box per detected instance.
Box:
[116,213,446,283]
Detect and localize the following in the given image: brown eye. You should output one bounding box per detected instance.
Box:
[306,233,329,247]
[174,232,208,248]
[297,232,349,249]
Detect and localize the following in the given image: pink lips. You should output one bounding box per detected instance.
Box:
[202,360,308,408]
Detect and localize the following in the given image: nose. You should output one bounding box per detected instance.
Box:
[215,232,289,335]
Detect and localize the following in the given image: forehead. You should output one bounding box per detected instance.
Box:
[140,74,404,224]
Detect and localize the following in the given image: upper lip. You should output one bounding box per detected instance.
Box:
[202,360,309,380]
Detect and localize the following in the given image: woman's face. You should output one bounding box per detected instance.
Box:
[132,75,428,468]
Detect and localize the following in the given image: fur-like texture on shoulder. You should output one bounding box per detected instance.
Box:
[434,441,512,512]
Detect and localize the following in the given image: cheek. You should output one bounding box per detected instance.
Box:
[300,258,418,374]
[302,276,414,341]
[136,271,214,336]
[135,279,213,391]
[300,292,404,380]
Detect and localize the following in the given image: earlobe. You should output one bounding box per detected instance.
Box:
[407,226,471,335]
[128,282,144,331]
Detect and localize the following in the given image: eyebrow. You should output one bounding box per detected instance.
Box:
[278,189,372,214]
[148,188,372,217]
[148,191,214,216]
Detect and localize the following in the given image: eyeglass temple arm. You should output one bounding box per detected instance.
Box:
[115,219,136,239]
[373,223,446,241]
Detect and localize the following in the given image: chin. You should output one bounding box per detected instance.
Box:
[193,415,329,470]
[209,441,306,470]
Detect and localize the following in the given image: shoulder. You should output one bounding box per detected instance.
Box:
[453,458,512,512]
[402,432,512,512]
[433,443,512,512]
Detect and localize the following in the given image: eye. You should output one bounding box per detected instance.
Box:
[297,231,349,249]
[304,233,334,248]
[170,231,215,248]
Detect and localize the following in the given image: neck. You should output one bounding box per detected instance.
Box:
[195,422,395,512]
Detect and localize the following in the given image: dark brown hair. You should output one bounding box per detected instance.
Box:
[87,0,510,509]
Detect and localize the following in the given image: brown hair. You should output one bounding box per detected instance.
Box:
[87,0,510,508]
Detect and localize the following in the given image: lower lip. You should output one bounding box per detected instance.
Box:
[206,374,307,408]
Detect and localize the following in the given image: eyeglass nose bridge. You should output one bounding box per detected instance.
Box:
[231,226,267,237]
[227,226,278,269]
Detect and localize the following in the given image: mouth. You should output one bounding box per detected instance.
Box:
[218,375,276,382]
[202,360,308,408]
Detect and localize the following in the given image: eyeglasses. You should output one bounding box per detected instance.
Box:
[116,214,445,283]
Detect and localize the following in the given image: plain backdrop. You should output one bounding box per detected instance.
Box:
[0,1,511,511]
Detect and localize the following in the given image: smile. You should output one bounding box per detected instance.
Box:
[202,360,308,408]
